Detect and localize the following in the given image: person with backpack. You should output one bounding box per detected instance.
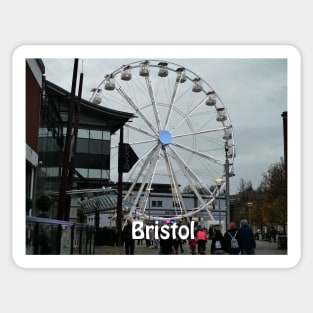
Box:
[210,228,226,255]
[224,222,241,255]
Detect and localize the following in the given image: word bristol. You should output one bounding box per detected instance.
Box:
[132,221,195,240]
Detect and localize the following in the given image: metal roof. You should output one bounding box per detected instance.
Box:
[79,193,133,215]
[45,80,136,134]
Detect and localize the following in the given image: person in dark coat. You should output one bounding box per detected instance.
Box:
[159,225,174,255]
[210,228,226,255]
[270,227,277,243]
[238,219,256,255]
[224,222,241,255]
[122,218,135,255]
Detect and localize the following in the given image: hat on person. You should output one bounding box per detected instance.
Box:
[240,219,248,226]
[229,222,236,230]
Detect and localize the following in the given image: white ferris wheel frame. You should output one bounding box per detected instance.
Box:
[89,59,235,222]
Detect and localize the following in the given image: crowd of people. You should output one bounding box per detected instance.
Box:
[122,218,260,255]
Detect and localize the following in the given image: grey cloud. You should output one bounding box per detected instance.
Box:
[43,57,287,192]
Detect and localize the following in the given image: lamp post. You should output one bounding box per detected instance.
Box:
[215,178,224,228]
[224,142,230,229]
[247,202,253,227]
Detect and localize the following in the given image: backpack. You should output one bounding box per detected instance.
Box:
[215,240,222,249]
[228,231,239,249]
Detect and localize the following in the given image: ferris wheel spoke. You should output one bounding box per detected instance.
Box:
[116,86,159,135]
[163,146,188,216]
[164,81,180,130]
[171,127,226,139]
[137,144,162,214]
[168,146,216,220]
[126,144,162,216]
[126,123,158,140]
[168,145,213,197]
[171,141,224,165]
[124,144,160,200]
[145,77,161,132]
[170,96,207,132]
[128,138,158,146]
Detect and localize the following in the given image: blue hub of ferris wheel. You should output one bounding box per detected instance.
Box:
[159,130,172,145]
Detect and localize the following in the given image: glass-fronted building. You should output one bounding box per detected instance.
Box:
[26,60,134,219]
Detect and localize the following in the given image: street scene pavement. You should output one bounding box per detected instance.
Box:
[95,238,287,255]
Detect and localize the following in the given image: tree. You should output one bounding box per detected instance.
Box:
[235,179,255,225]
[258,158,287,233]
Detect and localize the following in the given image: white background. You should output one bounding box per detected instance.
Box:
[2,1,309,312]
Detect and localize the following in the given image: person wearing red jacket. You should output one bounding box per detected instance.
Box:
[195,227,208,255]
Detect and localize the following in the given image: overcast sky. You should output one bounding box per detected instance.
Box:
[42,57,287,194]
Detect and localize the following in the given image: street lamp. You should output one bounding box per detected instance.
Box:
[247,202,253,226]
[215,178,224,227]
[224,142,230,229]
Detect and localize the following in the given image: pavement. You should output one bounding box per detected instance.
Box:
[94,238,287,255]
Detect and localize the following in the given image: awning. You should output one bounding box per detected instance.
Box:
[79,193,133,215]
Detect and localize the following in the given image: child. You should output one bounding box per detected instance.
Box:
[188,238,197,254]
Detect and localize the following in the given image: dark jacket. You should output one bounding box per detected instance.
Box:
[238,225,256,251]
[224,228,241,254]
[159,229,174,255]
[210,232,226,254]
[122,223,133,242]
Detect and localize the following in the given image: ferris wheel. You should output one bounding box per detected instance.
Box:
[90,60,235,222]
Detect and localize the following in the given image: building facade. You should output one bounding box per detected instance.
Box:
[26,59,134,219]
[26,59,45,213]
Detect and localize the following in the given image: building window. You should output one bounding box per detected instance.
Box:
[78,129,89,139]
[76,138,89,153]
[89,139,102,154]
[88,169,102,179]
[89,129,102,140]
[152,201,162,207]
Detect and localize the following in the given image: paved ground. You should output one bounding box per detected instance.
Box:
[95,238,287,255]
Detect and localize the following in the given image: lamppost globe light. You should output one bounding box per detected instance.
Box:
[246,202,253,228]
[215,177,224,186]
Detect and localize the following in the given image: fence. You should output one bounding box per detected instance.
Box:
[26,216,95,255]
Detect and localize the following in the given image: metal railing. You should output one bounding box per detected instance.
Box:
[26,216,95,255]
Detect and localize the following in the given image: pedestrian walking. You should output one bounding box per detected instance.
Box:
[149,227,155,248]
[144,224,151,247]
[188,237,197,254]
[195,227,208,255]
[270,226,277,243]
[136,230,142,245]
[122,218,135,255]
[224,222,241,255]
[210,228,226,255]
[173,226,185,254]
[159,222,174,255]
[238,219,256,255]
